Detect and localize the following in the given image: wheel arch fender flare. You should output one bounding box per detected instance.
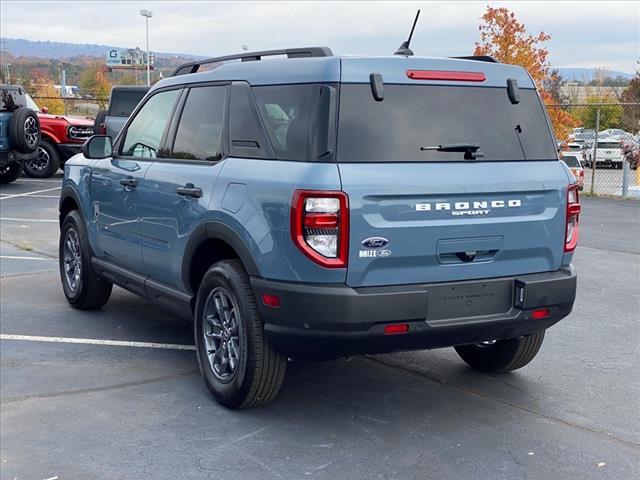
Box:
[182,220,261,293]
[59,185,84,227]
[39,130,63,146]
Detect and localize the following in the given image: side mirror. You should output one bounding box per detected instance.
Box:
[41,107,49,114]
[82,135,113,159]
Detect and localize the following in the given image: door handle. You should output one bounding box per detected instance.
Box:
[176,184,202,198]
[119,177,138,188]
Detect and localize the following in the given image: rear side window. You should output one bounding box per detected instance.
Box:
[121,89,180,158]
[109,90,148,117]
[172,86,226,162]
[253,85,314,161]
[337,84,557,162]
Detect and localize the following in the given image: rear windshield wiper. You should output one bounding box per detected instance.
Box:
[420,143,484,159]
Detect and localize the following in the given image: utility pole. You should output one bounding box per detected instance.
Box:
[140,9,153,86]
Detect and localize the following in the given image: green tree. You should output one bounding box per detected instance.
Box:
[79,66,98,95]
[579,97,623,130]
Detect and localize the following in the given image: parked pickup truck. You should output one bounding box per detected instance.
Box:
[94,85,149,139]
[23,93,93,178]
[60,47,579,409]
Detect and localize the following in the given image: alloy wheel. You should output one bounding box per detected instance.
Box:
[26,146,50,172]
[63,228,82,293]
[203,287,242,382]
[24,116,39,148]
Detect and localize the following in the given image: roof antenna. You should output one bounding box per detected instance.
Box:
[394,9,420,56]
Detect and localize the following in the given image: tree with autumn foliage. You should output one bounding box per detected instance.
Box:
[33,76,65,115]
[474,6,578,142]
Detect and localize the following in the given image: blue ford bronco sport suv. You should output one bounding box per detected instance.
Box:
[1,85,41,183]
[59,47,579,408]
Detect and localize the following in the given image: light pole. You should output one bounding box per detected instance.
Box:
[5,63,10,84]
[140,9,153,86]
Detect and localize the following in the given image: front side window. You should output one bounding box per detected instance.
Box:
[172,86,226,161]
[121,89,180,158]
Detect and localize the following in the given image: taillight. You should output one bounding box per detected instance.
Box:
[291,190,349,268]
[99,123,106,135]
[565,184,581,252]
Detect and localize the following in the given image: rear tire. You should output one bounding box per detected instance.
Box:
[59,211,112,309]
[0,163,22,184]
[24,140,60,178]
[454,331,545,373]
[194,259,286,409]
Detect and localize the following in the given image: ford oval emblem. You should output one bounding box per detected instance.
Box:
[362,237,389,249]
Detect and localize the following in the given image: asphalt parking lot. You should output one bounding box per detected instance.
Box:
[1,173,639,480]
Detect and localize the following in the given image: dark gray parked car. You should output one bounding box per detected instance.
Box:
[94,85,149,139]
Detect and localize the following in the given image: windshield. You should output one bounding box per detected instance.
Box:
[562,155,581,167]
[598,142,620,149]
[337,84,557,162]
[25,93,40,112]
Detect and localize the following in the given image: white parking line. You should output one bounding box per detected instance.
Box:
[0,194,59,199]
[0,218,58,223]
[0,334,196,351]
[13,179,61,184]
[0,186,61,200]
[0,255,52,261]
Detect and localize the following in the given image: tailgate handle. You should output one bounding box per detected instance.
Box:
[437,236,502,265]
[453,249,498,263]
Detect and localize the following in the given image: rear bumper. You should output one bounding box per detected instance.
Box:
[0,150,37,166]
[251,266,577,357]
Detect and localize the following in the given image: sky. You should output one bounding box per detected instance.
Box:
[1,0,638,73]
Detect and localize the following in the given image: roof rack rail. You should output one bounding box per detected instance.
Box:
[450,55,499,63]
[172,47,334,76]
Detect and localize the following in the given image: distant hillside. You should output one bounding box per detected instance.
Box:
[557,67,635,82]
[0,37,204,60]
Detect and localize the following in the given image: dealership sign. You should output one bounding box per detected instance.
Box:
[106,48,154,69]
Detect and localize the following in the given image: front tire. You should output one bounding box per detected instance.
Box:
[454,331,545,373]
[24,140,60,178]
[59,211,112,309]
[195,259,286,409]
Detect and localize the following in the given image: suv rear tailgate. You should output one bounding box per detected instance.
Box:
[340,161,569,287]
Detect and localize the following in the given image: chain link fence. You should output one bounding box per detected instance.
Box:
[547,103,640,199]
[31,96,109,119]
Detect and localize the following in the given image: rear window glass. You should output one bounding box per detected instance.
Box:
[598,142,620,149]
[562,155,580,167]
[109,90,148,117]
[337,84,557,162]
